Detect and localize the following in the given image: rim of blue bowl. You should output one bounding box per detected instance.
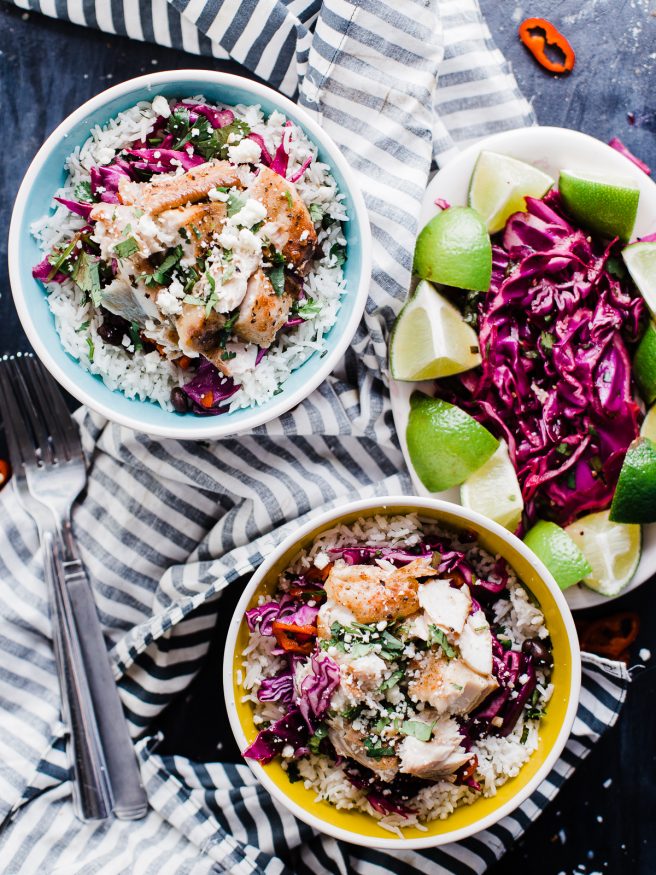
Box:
[8,70,372,439]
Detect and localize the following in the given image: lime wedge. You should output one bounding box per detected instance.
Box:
[523,520,592,590]
[413,207,492,292]
[641,404,656,442]
[460,441,523,532]
[406,392,499,492]
[565,510,641,597]
[468,150,554,234]
[389,281,481,381]
[558,170,640,242]
[609,436,656,524]
[622,241,656,317]
[633,322,656,405]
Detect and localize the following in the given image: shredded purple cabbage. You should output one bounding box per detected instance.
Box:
[32,258,66,283]
[89,160,134,204]
[243,709,309,763]
[248,133,272,165]
[288,155,313,184]
[608,137,651,175]
[54,197,93,220]
[174,102,234,129]
[463,643,536,739]
[257,670,295,704]
[124,148,205,173]
[297,654,340,732]
[181,358,238,416]
[438,190,644,526]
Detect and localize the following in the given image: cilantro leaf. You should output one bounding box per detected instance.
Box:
[428,625,456,658]
[114,237,139,259]
[269,263,285,297]
[71,251,102,306]
[227,191,246,218]
[293,298,322,320]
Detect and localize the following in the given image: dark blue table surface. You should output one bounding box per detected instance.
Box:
[1,2,655,872]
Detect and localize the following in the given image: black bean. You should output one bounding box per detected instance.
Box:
[170,387,190,413]
[97,320,127,346]
[521,637,552,666]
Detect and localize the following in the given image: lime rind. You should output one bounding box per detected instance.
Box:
[390,281,481,381]
[622,241,656,317]
[468,150,554,234]
[407,392,499,493]
[523,520,592,590]
[558,169,640,243]
[609,436,656,524]
[633,322,656,405]
[565,510,641,597]
[460,441,523,531]
[413,207,492,292]
[641,405,656,443]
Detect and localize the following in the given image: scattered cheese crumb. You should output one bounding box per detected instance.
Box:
[228,137,262,165]
[151,95,171,119]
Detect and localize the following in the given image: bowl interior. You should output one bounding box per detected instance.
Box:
[230,501,577,845]
[12,75,366,436]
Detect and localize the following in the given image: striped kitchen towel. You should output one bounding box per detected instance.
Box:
[0,0,630,873]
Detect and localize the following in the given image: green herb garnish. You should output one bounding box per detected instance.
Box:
[308,723,328,754]
[379,669,404,692]
[400,720,433,742]
[269,262,285,297]
[227,191,246,218]
[114,237,139,259]
[71,251,102,306]
[428,625,456,658]
[293,298,322,320]
[520,725,529,745]
[86,336,95,362]
[363,738,395,759]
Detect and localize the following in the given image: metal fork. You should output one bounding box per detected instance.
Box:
[0,355,148,821]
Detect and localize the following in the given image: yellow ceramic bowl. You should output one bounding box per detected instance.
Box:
[223,496,581,849]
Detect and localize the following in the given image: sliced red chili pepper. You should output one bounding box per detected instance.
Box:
[0,459,10,490]
[305,562,333,583]
[518,18,575,75]
[576,612,639,662]
[289,587,326,601]
[271,619,317,654]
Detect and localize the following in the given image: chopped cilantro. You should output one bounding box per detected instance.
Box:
[269,262,285,297]
[293,298,322,320]
[144,246,184,287]
[76,321,90,333]
[74,180,93,202]
[363,738,395,759]
[428,625,456,658]
[71,251,102,306]
[309,203,322,223]
[330,243,346,266]
[284,189,293,210]
[540,331,554,351]
[183,295,204,306]
[308,723,328,754]
[221,351,237,361]
[379,669,404,692]
[86,336,95,362]
[114,237,139,259]
[400,720,433,742]
[129,322,143,352]
[227,191,246,218]
[520,725,529,745]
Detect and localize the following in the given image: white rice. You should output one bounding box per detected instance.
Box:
[241,513,552,833]
[31,97,348,412]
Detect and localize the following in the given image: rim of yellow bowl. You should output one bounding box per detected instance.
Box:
[223,495,581,850]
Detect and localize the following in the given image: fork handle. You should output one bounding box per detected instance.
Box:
[57,524,149,820]
[43,533,111,821]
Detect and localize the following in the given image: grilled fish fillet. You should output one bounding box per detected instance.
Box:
[119,161,241,215]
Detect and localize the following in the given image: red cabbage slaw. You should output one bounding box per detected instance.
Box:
[241,535,549,817]
[439,190,645,528]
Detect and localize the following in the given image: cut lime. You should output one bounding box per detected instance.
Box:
[389,281,481,381]
[460,441,523,532]
[565,510,641,597]
[622,241,656,317]
[641,404,656,443]
[523,520,592,590]
[468,151,554,234]
[609,436,656,524]
[633,322,656,405]
[406,392,499,492]
[558,170,640,242]
[413,207,492,292]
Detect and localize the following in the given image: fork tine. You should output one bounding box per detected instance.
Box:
[24,356,83,463]
[13,357,55,467]
[0,359,35,473]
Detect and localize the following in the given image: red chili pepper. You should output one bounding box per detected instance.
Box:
[576,612,639,662]
[0,459,10,490]
[518,18,575,75]
[305,562,333,583]
[271,619,316,654]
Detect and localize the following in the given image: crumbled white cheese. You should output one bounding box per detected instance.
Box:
[152,95,171,118]
[208,187,230,202]
[281,744,295,758]
[314,552,331,570]
[230,197,268,229]
[300,229,309,241]
[228,137,262,165]
[157,288,183,316]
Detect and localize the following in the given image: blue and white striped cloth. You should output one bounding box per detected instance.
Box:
[0,0,630,871]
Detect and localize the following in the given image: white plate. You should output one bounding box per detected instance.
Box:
[390,126,656,611]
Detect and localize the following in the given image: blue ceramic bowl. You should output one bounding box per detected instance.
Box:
[9,71,371,439]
